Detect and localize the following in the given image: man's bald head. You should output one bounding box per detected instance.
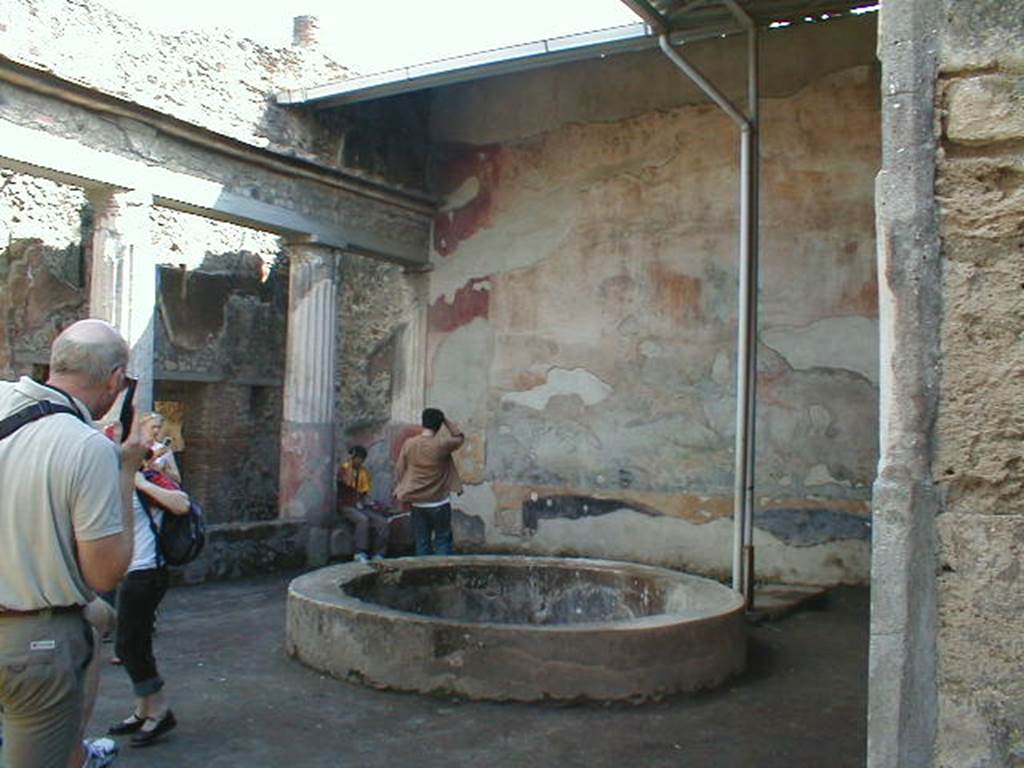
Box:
[50,319,129,385]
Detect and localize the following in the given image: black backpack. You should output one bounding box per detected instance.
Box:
[0,397,206,567]
[137,491,207,567]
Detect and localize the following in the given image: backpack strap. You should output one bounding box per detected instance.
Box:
[135,490,165,568]
[0,401,81,442]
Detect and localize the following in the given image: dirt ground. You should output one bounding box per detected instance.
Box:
[90,572,868,768]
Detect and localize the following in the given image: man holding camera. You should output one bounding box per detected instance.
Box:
[0,319,146,768]
[394,408,464,556]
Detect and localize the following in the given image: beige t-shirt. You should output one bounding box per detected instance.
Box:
[0,377,123,610]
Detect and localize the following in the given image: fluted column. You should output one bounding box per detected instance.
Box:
[279,240,341,564]
[88,189,156,411]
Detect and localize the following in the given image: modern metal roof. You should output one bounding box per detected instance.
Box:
[620,0,875,34]
[275,0,877,110]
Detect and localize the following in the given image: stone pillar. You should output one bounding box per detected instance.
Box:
[88,189,156,411]
[391,269,429,424]
[868,2,941,767]
[279,240,341,567]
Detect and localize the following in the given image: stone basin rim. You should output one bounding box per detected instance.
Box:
[289,555,745,632]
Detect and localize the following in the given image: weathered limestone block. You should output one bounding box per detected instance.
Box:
[936,514,1024,765]
[938,0,1024,73]
[936,157,1024,240]
[946,75,1024,145]
[936,237,1024,517]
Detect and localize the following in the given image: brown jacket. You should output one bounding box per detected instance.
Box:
[394,423,464,505]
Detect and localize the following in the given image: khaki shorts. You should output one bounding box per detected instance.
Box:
[0,609,92,768]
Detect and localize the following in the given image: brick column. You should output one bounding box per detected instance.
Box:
[279,240,341,566]
[87,188,156,411]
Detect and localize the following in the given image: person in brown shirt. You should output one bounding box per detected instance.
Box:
[393,408,464,555]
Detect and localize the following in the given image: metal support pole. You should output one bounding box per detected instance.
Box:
[741,22,760,610]
[657,12,759,605]
[734,124,753,594]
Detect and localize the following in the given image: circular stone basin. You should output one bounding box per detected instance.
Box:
[286,556,746,702]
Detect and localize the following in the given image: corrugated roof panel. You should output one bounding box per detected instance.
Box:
[276,1,877,110]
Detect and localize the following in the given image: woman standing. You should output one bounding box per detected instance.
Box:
[106,469,190,747]
[139,412,180,484]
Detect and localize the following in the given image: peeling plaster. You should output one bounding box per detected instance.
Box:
[521,494,661,533]
[762,316,880,385]
[501,367,613,411]
[429,188,575,304]
[755,507,871,547]
[430,317,495,419]
[805,463,852,487]
[527,511,870,585]
[428,277,491,333]
[441,176,481,212]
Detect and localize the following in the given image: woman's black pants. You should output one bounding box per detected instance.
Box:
[114,567,168,697]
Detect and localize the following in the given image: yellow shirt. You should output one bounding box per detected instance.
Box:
[337,461,371,507]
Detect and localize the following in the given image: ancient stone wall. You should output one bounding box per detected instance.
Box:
[0,1,415,574]
[0,173,90,376]
[334,253,417,503]
[424,16,879,585]
[0,0,346,158]
[933,2,1024,763]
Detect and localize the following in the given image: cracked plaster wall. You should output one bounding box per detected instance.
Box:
[424,17,880,585]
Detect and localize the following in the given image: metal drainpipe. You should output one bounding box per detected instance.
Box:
[656,13,759,606]
[738,13,759,610]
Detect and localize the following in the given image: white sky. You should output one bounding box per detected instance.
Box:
[95,0,641,74]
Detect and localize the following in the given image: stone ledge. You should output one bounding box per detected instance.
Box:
[171,519,308,585]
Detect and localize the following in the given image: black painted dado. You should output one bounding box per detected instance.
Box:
[522,495,660,533]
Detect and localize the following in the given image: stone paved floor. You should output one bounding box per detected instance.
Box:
[90,572,868,768]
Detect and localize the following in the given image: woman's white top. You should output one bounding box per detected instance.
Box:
[129,492,163,572]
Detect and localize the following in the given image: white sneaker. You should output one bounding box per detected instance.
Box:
[354,552,370,563]
[82,737,119,768]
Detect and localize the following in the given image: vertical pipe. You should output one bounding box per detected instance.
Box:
[655,31,758,600]
[741,23,760,608]
[733,125,752,593]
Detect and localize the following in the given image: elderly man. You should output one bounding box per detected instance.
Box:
[0,319,147,768]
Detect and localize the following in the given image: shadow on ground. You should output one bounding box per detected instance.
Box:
[92,572,868,768]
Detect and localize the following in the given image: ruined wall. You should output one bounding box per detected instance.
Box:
[0,0,347,157]
[0,174,90,377]
[334,254,418,503]
[1,0,411,542]
[933,3,1024,764]
[155,255,288,524]
[424,17,879,585]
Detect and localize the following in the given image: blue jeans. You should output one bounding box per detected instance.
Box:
[411,503,453,556]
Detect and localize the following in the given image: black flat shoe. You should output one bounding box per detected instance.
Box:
[108,712,145,735]
[130,709,177,747]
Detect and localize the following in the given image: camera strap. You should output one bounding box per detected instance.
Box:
[0,400,83,442]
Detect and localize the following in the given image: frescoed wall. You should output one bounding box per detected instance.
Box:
[422,16,880,584]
